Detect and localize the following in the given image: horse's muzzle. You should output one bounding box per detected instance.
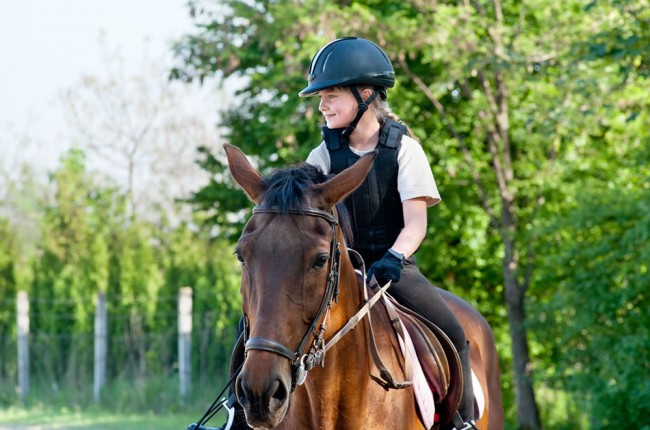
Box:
[236,358,291,428]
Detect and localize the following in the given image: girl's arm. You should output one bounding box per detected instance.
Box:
[390,197,428,259]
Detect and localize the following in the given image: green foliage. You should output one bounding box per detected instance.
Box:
[0,217,19,388]
[1,148,242,409]
[534,183,650,427]
[532,88,650,427]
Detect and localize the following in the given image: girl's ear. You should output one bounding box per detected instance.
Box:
[360,87,374,99]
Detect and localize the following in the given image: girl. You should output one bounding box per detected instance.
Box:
[301,36,477,430]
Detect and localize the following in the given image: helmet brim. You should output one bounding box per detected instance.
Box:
[299,73,395,97]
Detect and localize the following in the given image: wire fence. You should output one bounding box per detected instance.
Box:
[0,289,238,409]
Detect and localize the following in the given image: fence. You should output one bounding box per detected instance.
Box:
[5,288,236,406]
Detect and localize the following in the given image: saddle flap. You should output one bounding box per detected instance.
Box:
[384,294,465,426]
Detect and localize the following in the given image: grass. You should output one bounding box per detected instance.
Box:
[0,375,233,430]
[0,405,216,430]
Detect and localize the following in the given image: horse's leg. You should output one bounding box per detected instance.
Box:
[437,289,504,430]
[479,332,504,430]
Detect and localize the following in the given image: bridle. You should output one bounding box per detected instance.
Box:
[243,205,342,391]
[242,204,406,392]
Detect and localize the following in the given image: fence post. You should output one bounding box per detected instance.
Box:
[16,291,29,402]
[178,287,193,400]
[94,291,108,403]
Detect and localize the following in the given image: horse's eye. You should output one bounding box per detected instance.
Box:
[234,250,245,264]
[312,254,329,269]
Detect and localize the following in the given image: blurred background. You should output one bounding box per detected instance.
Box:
[0,1,648,429]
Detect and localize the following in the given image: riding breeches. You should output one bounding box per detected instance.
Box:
[387,257,467,350]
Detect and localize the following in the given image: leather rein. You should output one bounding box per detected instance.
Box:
[243,205,407,391]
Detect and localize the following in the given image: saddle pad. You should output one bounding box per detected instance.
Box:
[473,369,485,420]
[384,294,464,426]
[399,321,436,429]
[399,310,449,398]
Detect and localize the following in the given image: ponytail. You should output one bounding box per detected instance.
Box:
[385,112,416,138]
[354,85,417,139]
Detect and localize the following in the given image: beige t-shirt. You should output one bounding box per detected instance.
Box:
[306,134,441,207]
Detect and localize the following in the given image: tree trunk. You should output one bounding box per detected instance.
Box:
[503,214,541,430]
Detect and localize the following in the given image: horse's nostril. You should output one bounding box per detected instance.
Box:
[270,378,288,403]
[236,377,250,406]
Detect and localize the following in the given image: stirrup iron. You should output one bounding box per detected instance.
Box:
[221,397,236,430]
[453,419,478,430]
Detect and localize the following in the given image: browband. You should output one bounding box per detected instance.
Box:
[252,206,338,226]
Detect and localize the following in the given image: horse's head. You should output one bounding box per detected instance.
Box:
[224,144,375,428]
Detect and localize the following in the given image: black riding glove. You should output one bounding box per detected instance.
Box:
[367,249,405,286]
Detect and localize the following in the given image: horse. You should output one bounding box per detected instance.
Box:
[224,143,504,429]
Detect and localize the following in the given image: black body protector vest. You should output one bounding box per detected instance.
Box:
[323,118,407,264]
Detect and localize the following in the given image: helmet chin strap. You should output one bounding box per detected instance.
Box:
[342,88,378,137]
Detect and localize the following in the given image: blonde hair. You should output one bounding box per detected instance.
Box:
[358,86,416,138]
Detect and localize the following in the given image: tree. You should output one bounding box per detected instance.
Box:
[62,42,222,221]
[30,149,118,387]
[24,148,242,404]
[530,3,650,421]
[0,217,18,392]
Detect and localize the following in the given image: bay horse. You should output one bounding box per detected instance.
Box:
[224,143,503,429]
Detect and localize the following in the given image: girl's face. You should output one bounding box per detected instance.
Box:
[318,87,358,129]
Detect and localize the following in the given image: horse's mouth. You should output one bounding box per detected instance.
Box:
[242,398,289,429]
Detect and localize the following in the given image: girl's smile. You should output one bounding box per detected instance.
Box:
[318,88,358,129]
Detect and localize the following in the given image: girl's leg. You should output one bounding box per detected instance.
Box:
[390,260,467,348]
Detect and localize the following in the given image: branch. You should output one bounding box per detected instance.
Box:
[477,0,514,183]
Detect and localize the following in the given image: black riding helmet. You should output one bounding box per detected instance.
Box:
[299,37,395,97]
[299,37,395,136]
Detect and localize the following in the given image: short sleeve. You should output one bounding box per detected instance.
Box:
[397,136,441,207]
[306,142,331,174]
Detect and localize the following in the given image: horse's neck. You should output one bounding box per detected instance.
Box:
[307,264,378,396]
[293,277,409,429]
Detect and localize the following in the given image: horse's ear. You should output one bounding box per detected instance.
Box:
[315,151,377,207]
[224,144,267,203]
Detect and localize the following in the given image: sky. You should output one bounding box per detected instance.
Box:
[0,0,221,178]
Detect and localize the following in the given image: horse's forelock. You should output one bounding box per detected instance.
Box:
[261,163,325,211]
[259,163,353,244]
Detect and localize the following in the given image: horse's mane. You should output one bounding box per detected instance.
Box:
[260,162,353,244]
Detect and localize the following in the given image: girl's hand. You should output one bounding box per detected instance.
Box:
[367,249,404,286]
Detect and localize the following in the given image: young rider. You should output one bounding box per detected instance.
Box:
[300,37,477,430]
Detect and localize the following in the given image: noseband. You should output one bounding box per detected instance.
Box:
[243,205,342,390]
